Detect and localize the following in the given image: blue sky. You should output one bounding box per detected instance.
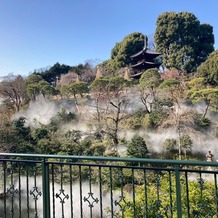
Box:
[0,0,218,77]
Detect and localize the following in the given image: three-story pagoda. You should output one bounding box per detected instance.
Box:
[129,43,162,79]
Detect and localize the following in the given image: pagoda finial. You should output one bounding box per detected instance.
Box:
[143,35,147,50]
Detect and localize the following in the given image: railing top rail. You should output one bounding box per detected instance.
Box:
[0,152,217,167]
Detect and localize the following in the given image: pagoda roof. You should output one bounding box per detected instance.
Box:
[130,48,162,59]
[131,60,161,69]
[129,71,144,79]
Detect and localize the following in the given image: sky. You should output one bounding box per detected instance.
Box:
[0,0,218,78]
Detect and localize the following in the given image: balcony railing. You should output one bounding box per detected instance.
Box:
[0,153,218,218]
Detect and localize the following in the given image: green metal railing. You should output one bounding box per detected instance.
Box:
[0,153,218,218]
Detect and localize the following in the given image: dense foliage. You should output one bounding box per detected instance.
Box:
[123,174,217,217]
[127,135,149,159]
[100,32,145,74]
[197,50,218,85]
[155,12,214,72]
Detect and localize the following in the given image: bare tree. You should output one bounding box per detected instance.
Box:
[58,72,79,87]
[0,74,27,112]
[138,68,161,113]
[90,76,131,152]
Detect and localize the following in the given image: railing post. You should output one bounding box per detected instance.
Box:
[175,165,182,218]
[42,158,50,218]
[0,162,4,195]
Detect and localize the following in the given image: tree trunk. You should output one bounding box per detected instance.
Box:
[202,101,210,119]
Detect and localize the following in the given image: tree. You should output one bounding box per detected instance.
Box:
[26,74,43,100]
[189,88,218,118]
[89,78,110,132]
[0,117,34,154]
[31,127,49,140]
[59,130,89,155]
[35,138,61,154]
[196,24,215,66]
[197,50,218,85]
[57,72,78,87]
[124,174,217,217]
[138,68,161,113]
[68,81,88,98]
[0,74,27,111]
[55,109,77,124]
[109,32,145,73]
[38,80,57,97]
[26,73,58,100]
[12,117,35,153]
[159,78,182,108]
[163,138,177,152]
[187,77,213,129]
[0,121,18,153]
[90,76,131,151]
[155,12,214,72]
[180,134,193,158]
[64,130,82,143]
[163,135,192,160]
[60,81,88,106]
[188,77,206,92]
[31,125,61,154]
[127,135,149,159]
[41,62,71,84]
[13,117,31,140]
[70,63,96,84]
[159,78,195,160]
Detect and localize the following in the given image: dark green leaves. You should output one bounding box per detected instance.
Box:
[155,12,214,72]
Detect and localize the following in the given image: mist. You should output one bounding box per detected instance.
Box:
[0,176,122,218]
[12,96,218,160]
[13,96,77,128]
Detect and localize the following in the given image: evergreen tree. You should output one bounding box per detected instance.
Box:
[155,12,214,72]
[127,135,149,159]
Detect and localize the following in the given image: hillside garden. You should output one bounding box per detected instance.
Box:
[0,11,217,162]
